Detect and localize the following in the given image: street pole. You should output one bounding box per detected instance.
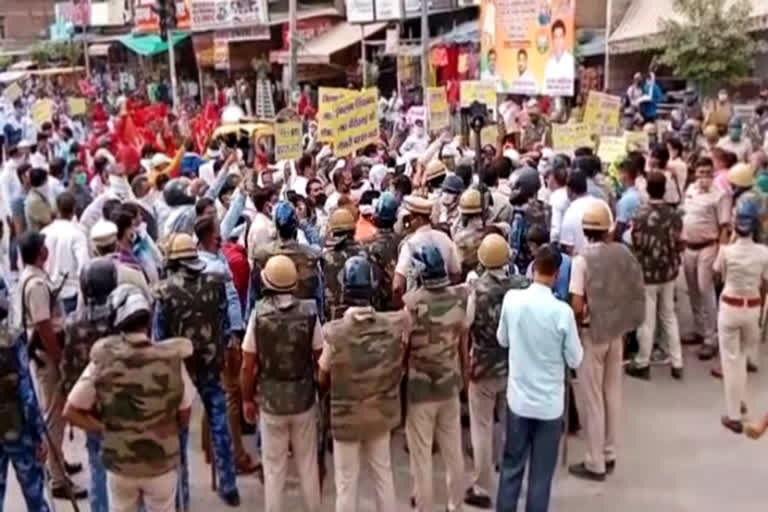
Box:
[168,31,179,111]
[361,25,367,88]
[82,29,90,77]
[289,0,298,105]
[604,0,613,92]
[421,0,429,131]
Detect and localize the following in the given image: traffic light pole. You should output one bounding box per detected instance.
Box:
[167,32,179,111]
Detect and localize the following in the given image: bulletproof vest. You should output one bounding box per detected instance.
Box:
[0,324,22,444]
[322,241,366,320]
[453,220,485,280]
[92,335,187,478]
[365,228,402,311]
[254,296,316,415]
[155,271,226,375]
[582,243,645,343]
[325,307,404,442]
[61,304,112,395]
[471,271,529,380]
[403,284,468,404]
[511,199,551,272]
[255,240,321,302]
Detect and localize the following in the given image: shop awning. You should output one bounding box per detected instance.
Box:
[119,32,189,57]
[270,22,386,65]
[88,43,112,57]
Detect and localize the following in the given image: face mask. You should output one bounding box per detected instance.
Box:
[718,94,728,102]
[75,173,87,186]
[441,192,458,206]
[314,193,327,207]
[729,129,741,142]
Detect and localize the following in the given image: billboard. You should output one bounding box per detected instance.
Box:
[134,0,191,34]
[189,0,268,31]
[479,0,575,96]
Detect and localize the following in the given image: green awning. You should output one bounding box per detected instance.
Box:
[120,32,189,57]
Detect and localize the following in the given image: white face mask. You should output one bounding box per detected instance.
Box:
[718,94,728,102]
[441,192,458,206]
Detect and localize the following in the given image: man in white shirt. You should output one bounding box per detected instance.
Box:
[246,186,278,265]
[544,20,575,96]
[548,163,570,243]
[41,192,89,314]
[560,171,596,255]
[399,120,429,156]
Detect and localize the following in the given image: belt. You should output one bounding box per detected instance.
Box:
[721,295,762,308]
[685,240,717,250]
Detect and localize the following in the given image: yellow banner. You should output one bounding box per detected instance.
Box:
[333,88,379,157]
[427,86,449,132]
[625,130,649,152]
[552,122,593,155]
[31,99,54,127]
[583,91,622,136]
[67,97,87,116]
[460,81,497,110]
[597,135,627,164]
[274,120,302,162]
[317,87,351,143]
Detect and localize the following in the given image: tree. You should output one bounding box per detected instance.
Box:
[656,0,767,96]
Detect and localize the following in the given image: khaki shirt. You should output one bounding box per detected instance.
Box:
[682,182,730,243]
[13,265,64,335]
[713,237,768,298]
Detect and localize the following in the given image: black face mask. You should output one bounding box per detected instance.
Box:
[313,194,327,208]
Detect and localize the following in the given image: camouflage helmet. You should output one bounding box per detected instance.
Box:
[109,284,151,331]
[165,233,205,271]
[478,234,510,269]
[274,201,298,236]
[328,208,356,234]
[80,257,118,305]
[374,191,399,223]
[459,188,483,215]
[163,177,195,207]
[412,244,449,289]
[261,254,298,292]
[343,256,373,297]
[582,199,613,231]
[727,163,755,189]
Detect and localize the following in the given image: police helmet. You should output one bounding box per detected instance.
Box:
[163,178,195,207]
[109,284,151,331]
[80,257,118,305]
[582,199,613,232]
[274,201,298,238]
[727,163,755,189]
[412,244,449,289]
[261,255,298,292]
[343,256,373,297]
[459,188,483,215]
[478,234,510,269]
[734,196,761,236]
[328,208,356,234]
[374,191,399,223]
[441,174,465,195]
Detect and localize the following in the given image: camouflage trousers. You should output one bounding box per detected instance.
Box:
[0,440,50,512]
[177,373,238,510]
[87,433,109,512]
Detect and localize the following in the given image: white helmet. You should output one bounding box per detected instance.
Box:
[109,284,151,330]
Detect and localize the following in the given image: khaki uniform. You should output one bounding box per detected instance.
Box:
[681,182,731,347]
[713,238,768,420]
[403,284,470,512]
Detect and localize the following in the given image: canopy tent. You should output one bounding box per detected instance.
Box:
[270,22,386,65]
[119,32,189,57]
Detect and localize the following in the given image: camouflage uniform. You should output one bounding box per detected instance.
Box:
[321,239,367,321]
[322,306,409,512]
[251,295,320,512]
[509,198,552,272]
[452,217,486,280]
[61,304,112,512]
[403,284,469,512]
[153,270,238,508]
[468,270,529,499]
[365,227,403,311]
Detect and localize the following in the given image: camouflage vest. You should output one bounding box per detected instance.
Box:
[322,241,366,320]
[254,296,316,415]
[92,335,189,478]
[60,305,112,395]
[471,272,529,380]
[510,199,551,272]
[404,284,468,404]
[325,307,405,442]
[453,220,485,280]
[155,272,225,375]
[255,240,321,302]
[365,229,402,311]
[0,324,22,444]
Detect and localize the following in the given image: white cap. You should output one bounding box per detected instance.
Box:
[503,149,520,164]
[18,139,35,148]
[91,220,118,247]
[151,153,172,169]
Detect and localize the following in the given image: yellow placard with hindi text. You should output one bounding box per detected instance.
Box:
[625,130,649,152]
[67,97,87,116]
[597,135,627,164]
[552,122,593,155]
[583,91,621,136]
[333,88,379,157]
[31,99,54,127]
[460,80,497,110]
[274,120,302,162]
[317,87,351,143]
[427,86,449,132]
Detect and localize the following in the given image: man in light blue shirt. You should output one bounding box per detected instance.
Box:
[496,244,583,512]
[615,152,646,243]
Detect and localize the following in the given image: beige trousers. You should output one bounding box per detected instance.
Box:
[468,377,506,496]
[406,395,465,512]
[636,280,683,368]
[683,245,718,346]
[107,469,177,512]
[333,432,395,512]
[573,332,623,474]
[260,404,321,512]
[31,352,66,487]
[718,303,760,420]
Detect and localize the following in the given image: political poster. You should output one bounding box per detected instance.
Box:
[3,82,22,104]
[134,0,191,34]
[583,91,621,136]
[332,88,379,157]
[318,87,351,142]
[67,97,87,116]
[213,38,229,70]
[31,99,54,127]
[460,80,497,120]
[427,87,450,132]
[625,130,649,152]
[552,122,592,155]
[189,0,268,31]
[479,0,575,96]
[275,121,302,162]
[597,135,627,165]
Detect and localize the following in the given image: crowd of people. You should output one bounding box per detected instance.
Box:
[2,70,768,512]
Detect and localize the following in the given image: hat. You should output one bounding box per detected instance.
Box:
[151,153,172,169]
[424,160,447,182]
[109,284,152,330]
[90,220,118,248]
[403,195,434,216]
[18,139,35,149]
[503,148,520,164]
[441,174,465,194]
[727,163,755,188]
[165,233,205,272]
[261,255,298,292]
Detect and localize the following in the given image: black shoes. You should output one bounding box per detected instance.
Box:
[568,462,606,482]
[464,487,492,509]
[625,363,651,380]
[671,367,684,380]
[221,489,241,507]
[721,416,744,435]
[52,484,87,500]
[697,344,718,361]
[606,460,616,474]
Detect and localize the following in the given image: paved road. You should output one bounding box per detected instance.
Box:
[4,344,768,511]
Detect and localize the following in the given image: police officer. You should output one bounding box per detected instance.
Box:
[432,174,465,233]
[714,197,768,434]
[509,166,551,273]
[240,255,322,512]
[365,192,403,311]
[465,234,529,509]
[452,188,487,280]
[64,284,195,512]
[318,256,411,512]
[0,268,51,511]
[322,208,366,320]
[568,200,645,481]
[60,257,118,512]
[403,244,471,512]
[153,233,240,507]
[423,159,448,199]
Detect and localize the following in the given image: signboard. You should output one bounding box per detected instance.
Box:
[31,99,54,127]
[3,82,22,104]
[67,97,87,116]
[189,0,268,31]
[405,0,453,15]
[552,122,592,155]
[625,130,649,152]
[213,38,230,70]
[583,91,621,136]
[734,104,756,122]
[597,135,627,164]
[134,0,191,34]
[479,0,575,96]
[55,0,90,27]
[193,33,214,67]
[215,26,270,42]
[275,121,302,161]
[345,0,402,23]
[332,88,379,157]
[427,86,450,132]
[318,87,351,142]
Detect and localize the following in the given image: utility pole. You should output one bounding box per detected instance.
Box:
[604,0,613,92]
[421,0,429,131]
[168,32,179,110]
[157,0,179,110]
[361,25,367,88]
[289,0,298,105]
